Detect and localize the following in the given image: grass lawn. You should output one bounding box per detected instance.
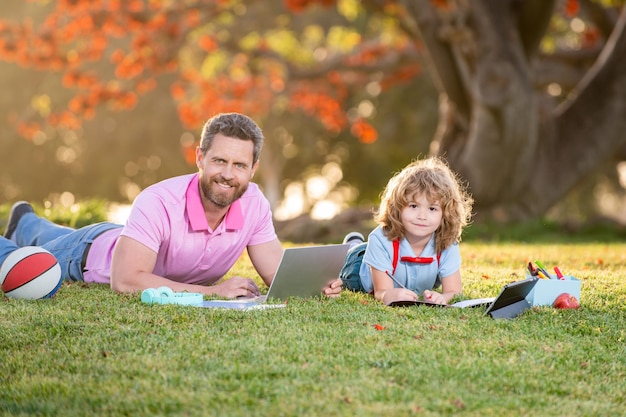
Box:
[1,238,625,416]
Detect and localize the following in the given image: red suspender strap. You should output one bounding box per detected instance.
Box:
[392,239,400,275]
[391,238,440,275]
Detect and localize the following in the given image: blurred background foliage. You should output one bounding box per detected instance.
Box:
[1,0,625,236]
[3,199,625,245]
[0,0,437,219]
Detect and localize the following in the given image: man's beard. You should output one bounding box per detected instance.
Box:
[199,174,248,208]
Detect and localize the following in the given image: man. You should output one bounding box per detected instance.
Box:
[2,113,342,298]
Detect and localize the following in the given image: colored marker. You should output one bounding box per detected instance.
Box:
[527,262,538,276]
[554,266,565,280]
[534,260,552,279]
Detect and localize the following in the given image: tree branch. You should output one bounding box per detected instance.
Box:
[514,0,557,59]
[530,4,626,214]
[399,0,472,118]
[579,0,620,40]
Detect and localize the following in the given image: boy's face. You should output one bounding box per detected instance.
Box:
[400,193,443,243]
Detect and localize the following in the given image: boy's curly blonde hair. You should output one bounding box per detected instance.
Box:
[373,157,474,254]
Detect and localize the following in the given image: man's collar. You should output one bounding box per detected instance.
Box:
[186,174,244,232]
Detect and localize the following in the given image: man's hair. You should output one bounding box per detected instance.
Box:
[199,113,264,164]
[374,156,474,254]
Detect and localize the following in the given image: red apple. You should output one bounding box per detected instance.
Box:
[553,293,580,309]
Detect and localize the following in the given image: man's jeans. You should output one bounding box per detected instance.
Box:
[10,213,121,281]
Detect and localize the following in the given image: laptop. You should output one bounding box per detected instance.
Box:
[201,243,350,310]
[389,276,539,319]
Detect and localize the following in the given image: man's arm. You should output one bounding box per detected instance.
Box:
[110,236,260,298]
[246,238,284,286]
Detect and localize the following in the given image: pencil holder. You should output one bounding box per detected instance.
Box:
[525,275,581,306]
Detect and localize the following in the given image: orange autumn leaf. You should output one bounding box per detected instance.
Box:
[80,106,96,120]
[185,9,200,27]
[127,0,144,13]
[62,71,79,87]
[182,144,197,165]
[564,0,579,17]
[284,0,310,13]
[135,78,156,94]
[150,11,168,29]
[92,35,108,51]
[170,82,187,100]
[2,0,422,145]
[351,118,378,144]
[373,324,386,331]
[198,35,217,52]
[431,0,452,11]
[68,96,85,113]
[116,92,138,109]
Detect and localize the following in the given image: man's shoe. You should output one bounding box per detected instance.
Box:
[342,231,365,248]
[4,201,35,239]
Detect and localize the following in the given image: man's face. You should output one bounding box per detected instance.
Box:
[196,133,257,209]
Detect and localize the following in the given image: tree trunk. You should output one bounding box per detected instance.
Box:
[398,0,626,221]
[529,6,626,216]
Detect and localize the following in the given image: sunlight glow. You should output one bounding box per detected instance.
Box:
[56,146,78,164]
[32,131,47,145]
[357,100,375,118]
[274,182,305,221]
[274,162,355,221]
[570,18,585,33]
[120,180,142,201]
[322,161,343,182]
[547,83,562,97]
[365,81,381,97]
[60,191,75,207]
[617,162,626,188]
[311,200,340,220]
[107,203,132,224]
[180,131,195,147]
[306,176,330,200]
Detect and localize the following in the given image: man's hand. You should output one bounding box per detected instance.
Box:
[322,278,343,298]
[214,277,260,299]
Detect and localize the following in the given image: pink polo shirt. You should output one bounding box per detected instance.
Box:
[83,173,277,285]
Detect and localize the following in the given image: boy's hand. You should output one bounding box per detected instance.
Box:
[323,278,343,298]
[423,289,446,305]
[382,288,418,305]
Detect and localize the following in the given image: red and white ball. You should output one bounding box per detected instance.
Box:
[0,246,62,299]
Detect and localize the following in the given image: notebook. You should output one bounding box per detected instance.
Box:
[201,243,351,310]
[389,276,539,319]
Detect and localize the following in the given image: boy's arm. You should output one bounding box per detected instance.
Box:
[371,266,418,304]
[423,270,462,304]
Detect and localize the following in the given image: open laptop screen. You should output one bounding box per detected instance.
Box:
[265,244,350,301]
